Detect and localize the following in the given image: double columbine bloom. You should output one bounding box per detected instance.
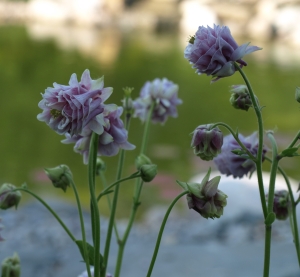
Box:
[133,78,182,124]
[213,132,267,178]
[37,70,135,162]
[184,24,261,82]
[177,168,227,219]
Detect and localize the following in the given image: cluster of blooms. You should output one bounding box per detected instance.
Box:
[184,24,261,82]
[213,132,267,178]
[37,70,135,163]
[133,78,182,124]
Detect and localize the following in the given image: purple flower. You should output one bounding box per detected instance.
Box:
[62,104,135,164]
[133,78,182,124]
[184,25,261,82]
[191,124,223,161]
[213,132,267,178]
[37,69,113,136]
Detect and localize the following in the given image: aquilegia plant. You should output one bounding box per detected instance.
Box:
[1,24,300,277]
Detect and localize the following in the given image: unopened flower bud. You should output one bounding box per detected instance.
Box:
[177,168,227,219]
[135,154,152,170]
[140,164,157,182]
[96,158,106,176]
[122,87,134,116]
[295,87,300,103]
[44,165,73,192]
[0,184,22,210]
[269,190,291,220]
[191,124,223,161]
[1,253,21,277]
[229,85,255,111]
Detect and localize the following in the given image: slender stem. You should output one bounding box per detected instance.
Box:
[69,177,92,277]
[114,103,156,277]
[265,157,300,265]
[212,122,256,160]
[97,173,141,201]
[88,132,101,277]
[14,188,76,242]
[263,132,279,277]
[102,113,132,277]
[146,191,189,277]
[235,63,267,218]
[287,130,300,148]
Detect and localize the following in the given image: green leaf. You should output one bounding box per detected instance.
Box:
[75,240,103,266]
[280,147,299,158]
[264,212,276,225]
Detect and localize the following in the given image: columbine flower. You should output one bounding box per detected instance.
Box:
[191,124,223,161]
[184,24,261,82]
[37,69,113,136]
[62,104,135,164]
[213,132,267,178]
[133,78,182,124]
[0,184,22,210]
[44,165,73,192]
[270,190,291,220]
[177,168,227,219]
[229,84,257,111]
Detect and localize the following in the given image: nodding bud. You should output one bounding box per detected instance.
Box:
[269,190,291,220]
[135,154,152,170]
[44,165,73,192]
[140,164,157,182]
[1,253,21,277]
[229,85,256,111]
[191,124,223,161]
[0,184,22,210]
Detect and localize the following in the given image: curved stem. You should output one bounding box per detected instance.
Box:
[69,177,92,277]
[235,63,267,218]
[14,188,76,242]
[287,130,300,148]
[146,191,189,277]
[88,132,101,277]
[212,122,256,160]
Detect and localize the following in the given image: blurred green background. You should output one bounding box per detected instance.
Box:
[1,24,300,217]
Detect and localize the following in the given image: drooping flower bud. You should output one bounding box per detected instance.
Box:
[44,165,73,192]
[269,190,291,220]
[0,184,22,210]
[295,87,300,103]
[177,168,227,219]
[1,253,21,277]
[191,124,223,161]
[229,85,254,111]
[135,154,152,170]
[140,164,157,182]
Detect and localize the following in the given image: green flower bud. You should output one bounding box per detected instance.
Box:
[1,253,21,277]
[178,168,227,219]
[0,184,22,210]
[44,165,73,192]
[135,154,152,170]
[295,87,300,103]
[140,164,157,182]
[229,84,255,111]
[268,190,291,220]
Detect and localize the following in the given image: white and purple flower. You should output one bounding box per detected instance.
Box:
[37,69,113,136]
[184,24,261,82]
[62,104,135,164]
[133,78,182,124]
[213,132,267,178]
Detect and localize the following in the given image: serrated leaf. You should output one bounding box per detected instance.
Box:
[75,240,103,266]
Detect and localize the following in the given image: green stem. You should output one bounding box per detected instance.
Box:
[97,173,141,201]
[14,188,76,242]
[88,132,101,277]
[287,130,300,148]
[146,191,189,277]
[212,122,256,160]
[263,131,279,277]
[235,63,267,218]
[69,177,92,277]
[114,102,156,277]
[265,157,300,265]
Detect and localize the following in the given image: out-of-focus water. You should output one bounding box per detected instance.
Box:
[1,24,300,216]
